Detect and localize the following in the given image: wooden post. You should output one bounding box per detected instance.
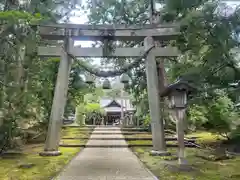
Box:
[129,114,133,126]
[144,36,168,155]
[93,115,96,125]
[120,89,125,126]
[40,38,73,156]
[176,109,187,165]
[83,114,86,125]
[149,0,156,24]
[137,117,140,127]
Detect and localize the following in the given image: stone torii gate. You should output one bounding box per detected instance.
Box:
[37,23,179,156]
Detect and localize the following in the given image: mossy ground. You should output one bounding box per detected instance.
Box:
[0,126,93,180]
[125,132,177,146]
[127,140,152,145]
[61,127,92,138]
[60,127,92,145]
[133,147,240,180]
[125,131,240,180]
[124,133,152,139]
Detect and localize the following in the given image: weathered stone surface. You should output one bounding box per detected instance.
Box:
[39,150,62,156]
[38,46,179,57]
[55,127,157,180]
[38,24,180,41]
[150,150,171,156]
[18,163,36,169]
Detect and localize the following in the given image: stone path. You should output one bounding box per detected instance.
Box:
[55,127,157,180]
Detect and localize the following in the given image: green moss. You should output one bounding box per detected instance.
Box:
[0,146,81,180]
[61,128,92,138]
[135,147,145,154]
[127,139,181,146]
[133,147,240,180]
[131,132,240,180]
[60,139,88,145]
[0,127,93,180]
[124,133,152,139]
[187,131,225,146]
[127,140,152,145]
[125,131,224,146]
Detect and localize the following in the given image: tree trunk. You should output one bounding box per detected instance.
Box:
[0,58,6,127]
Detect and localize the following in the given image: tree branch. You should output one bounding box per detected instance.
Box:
[0,80,16,88]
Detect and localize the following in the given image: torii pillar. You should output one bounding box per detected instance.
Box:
[39,38,73,156]
[144,36,169,156]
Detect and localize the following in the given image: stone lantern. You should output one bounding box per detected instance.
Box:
[161,81,193,109]
[102,79,111,89]
[85,74,95,84]
[161,80,195,165]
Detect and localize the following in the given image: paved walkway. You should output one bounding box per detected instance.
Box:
[55,127,157,180]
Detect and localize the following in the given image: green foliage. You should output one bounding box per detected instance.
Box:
[82,103,105,125]
[0,10,42,22]
[0,2,93,152]
[84,103,104,114]
[0,9,43,152]
[105,88,122,98]
[229,125,240,141]
[76,101,105,125]
[65,62,91,116]
[188,105,208,130]
[203,92,239,138]
[143,114,150,127]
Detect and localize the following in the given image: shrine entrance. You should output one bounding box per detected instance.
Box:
[100,98,135,125]
[106,113,121,125]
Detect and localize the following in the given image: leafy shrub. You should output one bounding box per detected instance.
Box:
[203,93,240,139]
[76,103,105,125]
[188,104,208,131]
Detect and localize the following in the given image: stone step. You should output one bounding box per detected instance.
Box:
[59,143,196,148]
[62,127,94,130]
[91,131,173,134]
[61,137,196,142]
[121,128,148,131]
[91,132,148,135]
[90,129,147,131]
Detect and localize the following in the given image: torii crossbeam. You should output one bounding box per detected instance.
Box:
[38,46,179,57]
[37,23,180,41]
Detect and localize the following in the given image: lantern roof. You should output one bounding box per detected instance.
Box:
[160,80,196,97]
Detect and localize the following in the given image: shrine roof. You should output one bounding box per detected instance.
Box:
[100,97,135,112]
